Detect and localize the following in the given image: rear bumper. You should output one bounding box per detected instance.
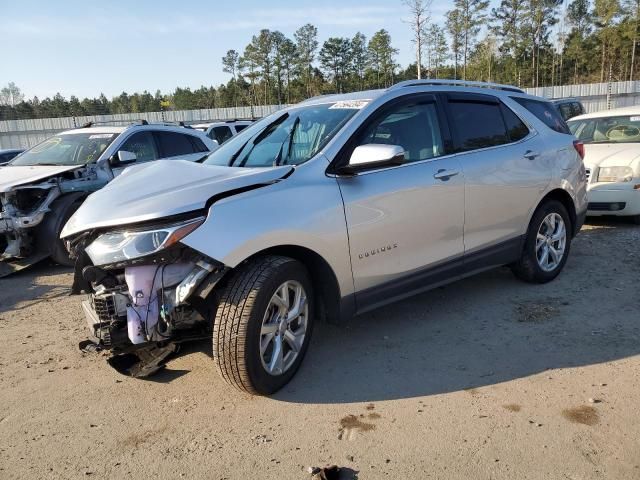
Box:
[586,187,640,216]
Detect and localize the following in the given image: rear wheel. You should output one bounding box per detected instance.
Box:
[212,256,314,395]
[511,200,572,283]
[631,215,640,225]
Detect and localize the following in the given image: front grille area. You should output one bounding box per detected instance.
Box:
[93,296,117,321]
[588,202,626,211]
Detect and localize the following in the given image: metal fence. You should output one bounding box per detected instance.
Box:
[3,81,640,149]
[0,105,288,149]
[524,81,640,112]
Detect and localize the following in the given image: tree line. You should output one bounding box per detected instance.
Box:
[1,0,638,121]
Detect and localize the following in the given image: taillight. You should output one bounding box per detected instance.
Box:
[573,140,585,160]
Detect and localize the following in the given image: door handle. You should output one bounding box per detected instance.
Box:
[433,169,459,181]
[524,150,540,160]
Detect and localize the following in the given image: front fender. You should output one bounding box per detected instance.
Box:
[181,160,354,298]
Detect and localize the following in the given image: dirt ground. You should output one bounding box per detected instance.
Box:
[0,219,639,480]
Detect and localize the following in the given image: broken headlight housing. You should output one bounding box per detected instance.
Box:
[85,217,204,266]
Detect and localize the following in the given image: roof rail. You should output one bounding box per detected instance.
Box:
[390,79,525,94]
[80,119,149,128]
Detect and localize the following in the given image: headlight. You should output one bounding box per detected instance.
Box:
[597,166,634,183]
[86,217,204,266]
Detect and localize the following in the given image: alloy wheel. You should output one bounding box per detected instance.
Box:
[535,212,567,272]
[259,280,309,376]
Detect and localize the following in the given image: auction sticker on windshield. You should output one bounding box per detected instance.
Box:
[89,134,116,139]
[329,100,369,110]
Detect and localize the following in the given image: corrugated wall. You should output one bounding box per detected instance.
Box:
[0,105,289,149]
[3,81,640,149]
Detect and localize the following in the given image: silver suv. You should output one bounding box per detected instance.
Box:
[62,80,588,395]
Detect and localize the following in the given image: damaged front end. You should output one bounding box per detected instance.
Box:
[68,217,228,377]
[0,184,60,262]
[0,165,105,276]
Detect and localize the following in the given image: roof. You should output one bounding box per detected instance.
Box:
[297,81,544,108]
[191,120,254,129]
[299,89,385,106]
[61,126,126,135]
[0,148,24,153]
[569,105,640,121]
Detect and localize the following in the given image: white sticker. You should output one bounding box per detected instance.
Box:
[630,116,640,122]
[329,100,369,110]
[89,134,115,139]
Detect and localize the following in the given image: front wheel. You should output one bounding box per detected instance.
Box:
[511,200,572,283]
[212,256,314,395]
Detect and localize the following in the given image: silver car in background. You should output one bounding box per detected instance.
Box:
[62,80,588,395]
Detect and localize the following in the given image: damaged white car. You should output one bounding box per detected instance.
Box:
[0,122,217,276]
[62,82,586,395]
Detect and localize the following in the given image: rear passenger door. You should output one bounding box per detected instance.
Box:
[444,93,551,254]
[154,131,207,162]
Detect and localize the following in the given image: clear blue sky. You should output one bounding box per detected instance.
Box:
[0,0,457,100]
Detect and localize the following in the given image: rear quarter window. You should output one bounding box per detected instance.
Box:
[513,97,570,134]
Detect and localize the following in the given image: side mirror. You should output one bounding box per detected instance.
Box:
[110,150,137,167]
[338,144,405,175]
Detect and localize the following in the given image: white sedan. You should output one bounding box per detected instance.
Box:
[568,105,640,223]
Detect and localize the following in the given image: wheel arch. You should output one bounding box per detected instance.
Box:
[535,188,578,237]
[219,245,346,325]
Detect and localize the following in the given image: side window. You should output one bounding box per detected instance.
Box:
[559,103,573,121]
[211,126,233,145]
[235,124,248,133]
[155,132,196,158]
[571,102,584,117]
[512,97,571,134]
[357,100,444,163]
[118,132,158,162]
[189,136,209,153]
[448,98,509,152]
[501,105,529,142]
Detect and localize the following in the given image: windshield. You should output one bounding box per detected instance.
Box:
[203,102,363,167]
[568,115,640,144]
[10,133,116,166]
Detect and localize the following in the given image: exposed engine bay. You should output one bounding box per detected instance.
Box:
[0,165,105,273]
[70,237,227,377]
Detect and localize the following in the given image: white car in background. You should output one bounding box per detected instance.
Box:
[0,121,217,275]
[191,120,253,145]
[568,106,640,223]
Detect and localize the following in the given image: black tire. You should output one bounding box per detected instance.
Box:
[511,200,572,284]
[50,201,82,266]
[213,255,314,395]
[631,215,640,225]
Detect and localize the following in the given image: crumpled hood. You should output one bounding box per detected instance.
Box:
[0,165,80,193]
[583,143,640,169]
[62,160,293,237]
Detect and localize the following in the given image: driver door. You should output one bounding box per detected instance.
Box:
[336,94,465,312]
[110,131,159,177]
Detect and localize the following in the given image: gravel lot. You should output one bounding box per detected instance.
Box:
[1,220,639,479]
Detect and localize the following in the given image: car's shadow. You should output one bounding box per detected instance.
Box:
[0,261,72,314]
[269,221,640,403]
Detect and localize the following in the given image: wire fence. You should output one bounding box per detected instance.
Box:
[2,81,640,149]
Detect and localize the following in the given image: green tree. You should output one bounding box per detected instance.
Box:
[294,24,319,96]
[446,9,464,78]
[320,37,352,92]
[368,29,399,88]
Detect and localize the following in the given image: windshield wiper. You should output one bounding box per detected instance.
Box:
[230,113,290,167]
[274,117,300,167]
